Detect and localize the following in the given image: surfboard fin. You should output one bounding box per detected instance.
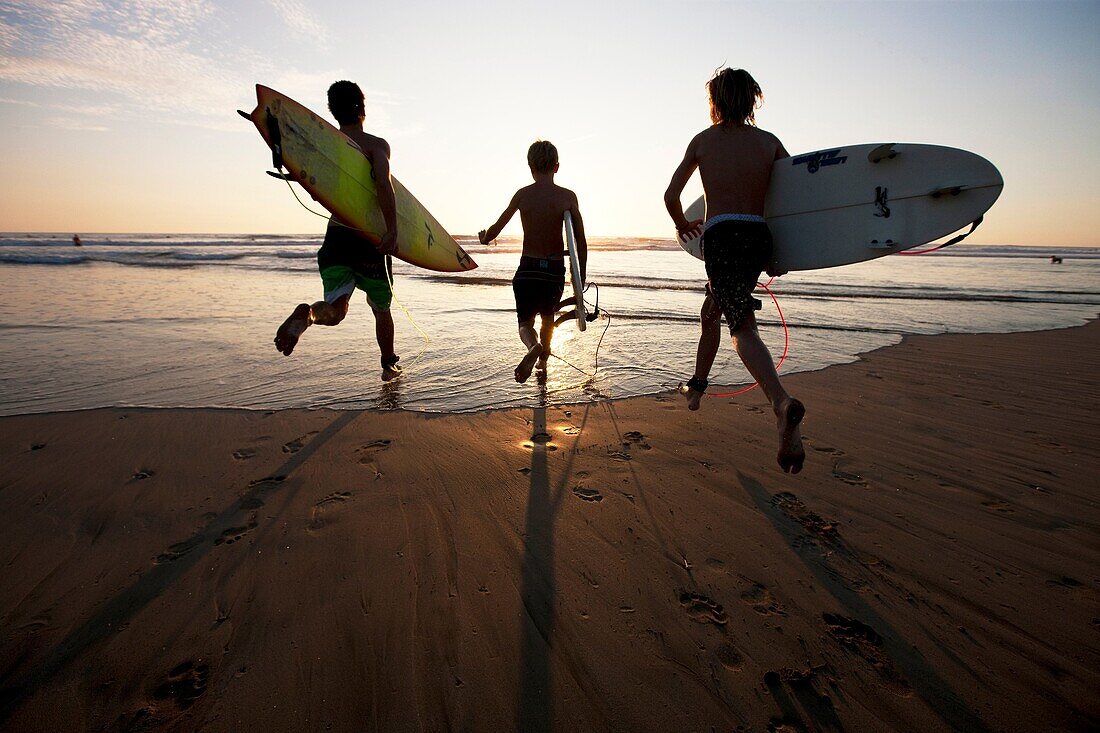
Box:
[266,170,294,181]
[264,108,283,170]
[236,109,252,121]
[929,185,967,198]
[868,143,898,163]
[869,239,898,249]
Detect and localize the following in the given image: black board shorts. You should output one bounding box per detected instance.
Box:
[513,256,566,323]
[702,220,772,333]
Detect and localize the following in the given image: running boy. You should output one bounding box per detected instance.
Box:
[664,68,805,473]
[274,80,402,381]
[478,141,588,383]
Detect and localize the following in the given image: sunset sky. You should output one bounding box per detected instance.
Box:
[0,0,1097,244]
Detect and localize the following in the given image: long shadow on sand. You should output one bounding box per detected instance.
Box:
[0,411,361,724]
[738,471,990,732]
[516,385,592,732]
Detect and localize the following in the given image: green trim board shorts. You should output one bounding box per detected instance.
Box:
[320,265,392,312]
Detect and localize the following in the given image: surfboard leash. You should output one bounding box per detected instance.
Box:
[659,279,791,400]
[545,282,612,395]
[703,279,789,398]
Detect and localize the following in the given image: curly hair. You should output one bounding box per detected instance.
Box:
[327,80,365,125]
[707,68,762,126]
[527,140,559,174]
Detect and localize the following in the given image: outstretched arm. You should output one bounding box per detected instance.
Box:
[372,140,399,254]
[478,192,519,244]
[664,137,703,242]
[568,194,587,282]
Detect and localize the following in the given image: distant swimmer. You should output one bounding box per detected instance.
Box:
[273,80,402,381]
[664,67,805,473]
[72,234,82,247]
[478,140,588,383]
[1050,255,1062,264]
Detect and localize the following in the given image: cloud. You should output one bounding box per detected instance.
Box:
[266,0,327,48]
[0,0,335,131]
[42,115,109,131]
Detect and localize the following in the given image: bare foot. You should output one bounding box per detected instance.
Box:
[682,385,704,411]
[515,343,542,383]
[680,378,707,411]
[776,398,806,474]
[274,303,312,356]
[382,363,403,382]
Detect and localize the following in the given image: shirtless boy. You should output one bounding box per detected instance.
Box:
[663,68,805,473]
[478,141,588,383]
[273,80,402,381]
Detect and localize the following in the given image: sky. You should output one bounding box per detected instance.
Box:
[0,0,1097,244]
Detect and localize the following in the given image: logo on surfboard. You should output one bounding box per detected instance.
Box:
[792,149,847,174]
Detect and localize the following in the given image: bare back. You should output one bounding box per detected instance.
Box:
[695,125,787,218]
[343,128,390,170]
[515,181,575,259]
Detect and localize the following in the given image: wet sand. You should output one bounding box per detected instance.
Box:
[0,322,1097,732]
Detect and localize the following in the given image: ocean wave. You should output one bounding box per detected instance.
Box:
[172,252,249,261]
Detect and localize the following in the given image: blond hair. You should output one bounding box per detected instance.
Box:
[707,68,762,126]
[527,140,559,174]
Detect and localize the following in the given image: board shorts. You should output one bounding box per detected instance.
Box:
[316,221,392,312]
[701,217,772,334]
[512,255,565,323]
[319,264,392,312]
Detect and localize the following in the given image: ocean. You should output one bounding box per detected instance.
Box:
[0,234,1097,416]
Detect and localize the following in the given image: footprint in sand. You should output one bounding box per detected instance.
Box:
[739,580,787,616]
[282,431,319,454]
[806,438,845,456]
[29,443,46,451]
[822,612,910,695]
[517,467,532,475]
[309,491,352,531]
[714,643,744,670]
[831,463,868,487]
[623,431,651,449]
[981,499,1015,513]
[232,448,256,460]
[153,660,209,710]
[561,425,582,436]
[215,518,257,546]
[248,474,286,489]
[1045,576,1084,590]
[572,486,603,503]
[131,470,154,481]
[772,492,840,542]
[679,591,729,626]
[155,536,203,565]
[356,440,392,479]
[607,449,631,461]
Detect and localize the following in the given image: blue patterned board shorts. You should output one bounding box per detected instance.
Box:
[702,220,772,334]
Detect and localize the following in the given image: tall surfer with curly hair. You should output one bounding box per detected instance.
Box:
[664,68,805,473]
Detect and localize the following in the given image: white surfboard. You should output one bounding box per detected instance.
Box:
[679,142,1003,272]
[564,211,586,331]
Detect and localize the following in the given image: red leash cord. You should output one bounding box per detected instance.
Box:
[706,277,789,398]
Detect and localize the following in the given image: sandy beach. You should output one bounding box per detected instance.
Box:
[0,321,1097,732]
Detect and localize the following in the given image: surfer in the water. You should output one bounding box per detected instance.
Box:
[478,140,588,383]
[664,67,805,473]
[274,80,402,381]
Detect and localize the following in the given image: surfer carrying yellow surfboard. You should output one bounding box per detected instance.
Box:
[478,141,588,383]
[274,81,403,381]
[664,68,806,473]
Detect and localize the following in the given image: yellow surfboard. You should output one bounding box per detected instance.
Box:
[244,85,476,272]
